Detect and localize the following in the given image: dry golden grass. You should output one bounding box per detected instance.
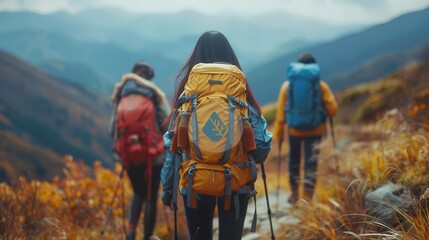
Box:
[274,110,429,239]
[0,156,172,240]
[2,108,429,239]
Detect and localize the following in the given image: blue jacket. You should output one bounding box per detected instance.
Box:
[160,105,272,198]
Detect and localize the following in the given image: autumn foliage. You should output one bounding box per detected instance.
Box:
[0,156,170,239]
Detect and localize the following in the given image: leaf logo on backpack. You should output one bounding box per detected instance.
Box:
[285,62,326,129]
[169,63,258,211]
[203,112,227,142]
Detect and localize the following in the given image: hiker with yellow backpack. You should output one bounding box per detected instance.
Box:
[108,61,171,240]
[160,31,272,240]
[273,53,338,204]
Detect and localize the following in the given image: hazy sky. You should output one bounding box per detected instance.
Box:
[1,0,429,25]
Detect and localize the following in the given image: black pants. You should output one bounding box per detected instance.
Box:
[126,164,162,239]
[182,194,248,240]
[288,135,322,199]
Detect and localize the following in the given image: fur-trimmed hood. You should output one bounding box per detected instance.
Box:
[111,73,171,118]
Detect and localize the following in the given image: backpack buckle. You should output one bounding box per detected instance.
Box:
[188,164,195,176]
[129,134,140,143]
[167,130,174,138]
[228,101,237,111]
[247,189,258,199]
[224,168,232,179]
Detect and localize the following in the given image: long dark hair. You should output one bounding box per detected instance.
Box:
[172,30,261,113]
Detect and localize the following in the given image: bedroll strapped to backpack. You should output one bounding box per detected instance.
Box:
[114,86,164,200]
[169,63,258,215]
[285,62,326,129]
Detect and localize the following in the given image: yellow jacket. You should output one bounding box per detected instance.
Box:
[273,81,338,141]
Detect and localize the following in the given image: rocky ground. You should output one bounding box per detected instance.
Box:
[212,189,299,240]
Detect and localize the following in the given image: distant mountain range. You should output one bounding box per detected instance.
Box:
[247,6,429,104]
[0,30,181,95]
[329,43,429,92]
[1,7,428,105]
[0,9,363,97]
[0,51,113,182]
[0,9,359,58]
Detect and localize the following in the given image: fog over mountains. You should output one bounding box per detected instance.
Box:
[0,9,364,96]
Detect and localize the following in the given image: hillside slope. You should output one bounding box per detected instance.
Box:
[0,51,114,182]
[336,59,429,125]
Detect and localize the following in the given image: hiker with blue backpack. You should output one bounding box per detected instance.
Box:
[160,30,272,240]
[108,61,171,240]
[273,53,338,204]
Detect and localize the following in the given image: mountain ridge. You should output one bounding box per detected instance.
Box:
[0,8,365,94]
[247,6,429,104]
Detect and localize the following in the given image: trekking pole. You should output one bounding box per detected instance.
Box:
[276,140,282,210]
[121,173,126,234]
[99,166,125,240]
[173,202,178,240]
[329,117,339,172]
[261,163,275,240]
[172,153,180,240]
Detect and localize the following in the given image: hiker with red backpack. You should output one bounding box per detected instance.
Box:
[160,31,272,240]
[108,61,171,240]
[273,53,338,204]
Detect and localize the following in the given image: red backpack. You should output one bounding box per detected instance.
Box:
[114,94,164,168]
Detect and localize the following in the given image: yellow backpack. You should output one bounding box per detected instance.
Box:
[171,63,258,210]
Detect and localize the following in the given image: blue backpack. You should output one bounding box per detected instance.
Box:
[285,62,326,129]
